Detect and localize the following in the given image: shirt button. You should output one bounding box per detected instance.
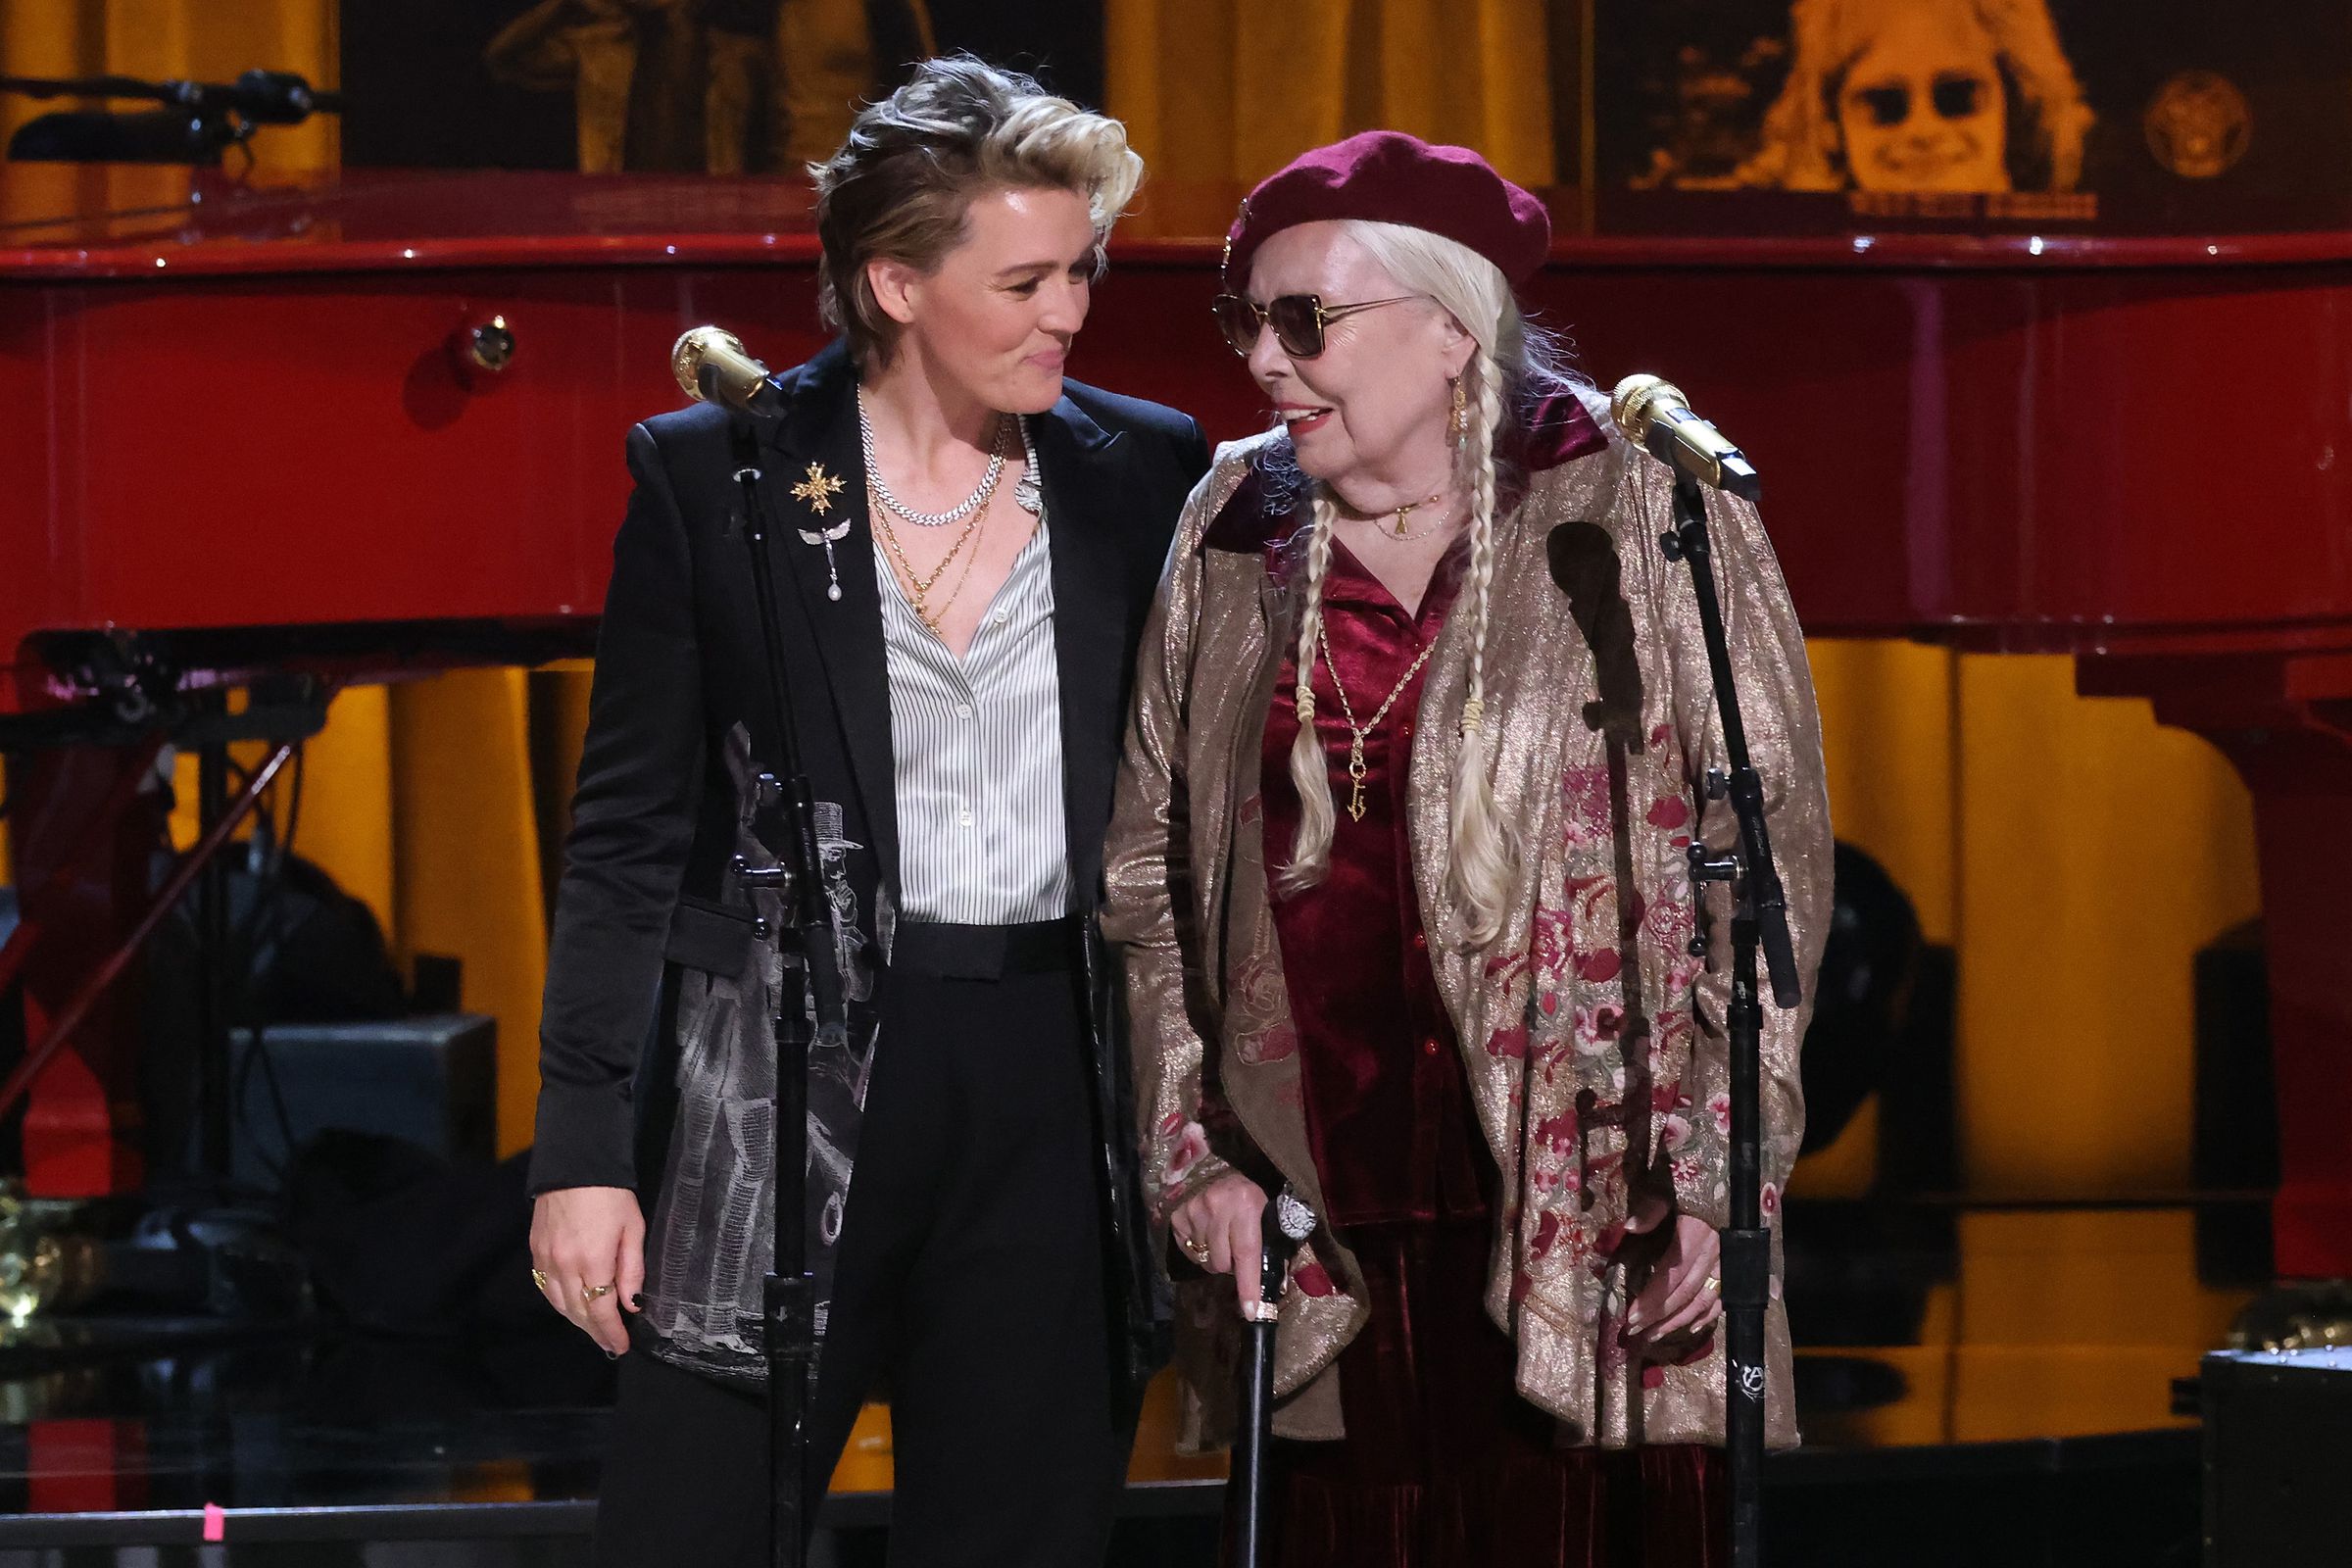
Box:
[958,807,974,827]
[1400,724,1414,740]
[955,702,974,718]
[1411,931,1427,952]
[1422,1038,1442,1057]
[993,608,1010,625]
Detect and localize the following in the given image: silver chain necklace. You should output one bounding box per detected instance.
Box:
[858,391,1010,528]
[1012,414,1042,514]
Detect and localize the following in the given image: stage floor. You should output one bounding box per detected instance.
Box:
[0,1195,2246,1566]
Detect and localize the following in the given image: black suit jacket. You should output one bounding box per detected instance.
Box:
[530,340,1208,1387]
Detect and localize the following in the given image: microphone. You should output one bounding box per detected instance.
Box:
[1610,375,1761,502]
[215,70,333,125]
[672,325,786,417]
[0,70,339,164]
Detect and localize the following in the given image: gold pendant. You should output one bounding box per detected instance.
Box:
[1392,502,1415,539]
[1347,741,1369,822]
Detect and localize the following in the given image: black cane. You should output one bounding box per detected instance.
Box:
[677,327,846,1568]
[1661,471,1799,1568]
[1234,1191,1315,1568]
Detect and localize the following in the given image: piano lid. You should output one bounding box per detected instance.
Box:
[3,160,2349,671]
[11,165,2352,282]
[0,167,825,278]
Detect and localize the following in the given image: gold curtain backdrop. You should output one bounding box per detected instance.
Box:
[1106,0,1559,190]
[1102,0,1572,243]
[0,0,338,167]
[1,0,2264,1442]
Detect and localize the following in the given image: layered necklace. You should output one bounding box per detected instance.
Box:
[1381,491,1449,540]
[858,391,1041,634]
[1308,483,1463,821]
[861,391,1010,527]
[1333,488,1453,542]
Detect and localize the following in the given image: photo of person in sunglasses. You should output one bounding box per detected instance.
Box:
[1737,0,2094,193]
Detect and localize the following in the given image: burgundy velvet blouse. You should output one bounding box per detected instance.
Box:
[1259,536,1495,1228]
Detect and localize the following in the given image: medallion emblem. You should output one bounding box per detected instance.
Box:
[2145,72,2251,181]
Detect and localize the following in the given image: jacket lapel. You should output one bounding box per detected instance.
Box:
[759,344,901,895]
[1034,395,1127,909]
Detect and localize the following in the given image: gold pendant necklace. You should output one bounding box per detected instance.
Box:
[871,480,987,629]
[1312,619,1439,823]
[1388,491,1445,538]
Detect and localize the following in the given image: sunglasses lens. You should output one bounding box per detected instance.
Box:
[1211,295,1259,356]
[1931,74,1984,120]
[1267,296,1325,359]
[1857,84,1910,126]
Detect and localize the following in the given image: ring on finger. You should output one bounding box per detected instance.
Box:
[582,1283,615,1304]
[531,1268,551,1293]
[1703,1274,1720,1294]
[1180,1233,1211,1265]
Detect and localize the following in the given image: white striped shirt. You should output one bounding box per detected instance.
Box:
[876,512,1072,923]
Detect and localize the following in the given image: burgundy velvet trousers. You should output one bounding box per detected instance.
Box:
[1243,1218,1726,1568]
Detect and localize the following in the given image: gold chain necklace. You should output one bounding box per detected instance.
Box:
[1312,618,1439,822]
[1376,498,1455,543]
[870,480,987,631]
[920,514,987,631]
[1384,491,1445,539]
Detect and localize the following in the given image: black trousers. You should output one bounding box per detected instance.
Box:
[595,923,1126,1567]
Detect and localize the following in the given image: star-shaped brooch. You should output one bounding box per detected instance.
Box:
[791,461,846,515]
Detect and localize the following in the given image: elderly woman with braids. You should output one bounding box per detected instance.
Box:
[1102,131,1833,1566]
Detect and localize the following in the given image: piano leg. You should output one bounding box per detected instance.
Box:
[2217,713,2352,1280]
[2091,656,2352,1279]
[5,746,160,1199]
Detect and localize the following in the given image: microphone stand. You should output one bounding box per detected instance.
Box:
[1234,1193,1314,1568]
[1,71,339,165]
[721,424,848,1568]
[1658,473,1802,1568]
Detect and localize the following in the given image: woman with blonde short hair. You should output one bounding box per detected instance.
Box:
[529,57,1208,1567]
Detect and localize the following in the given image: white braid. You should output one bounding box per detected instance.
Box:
[1446,348,1516,946]
[1277,491,1343,897]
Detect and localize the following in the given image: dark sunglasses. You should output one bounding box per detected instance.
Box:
[1849,72,1987,128]
[1211,292,1419,358]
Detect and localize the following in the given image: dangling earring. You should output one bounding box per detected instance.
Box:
[1449,374,1468,449]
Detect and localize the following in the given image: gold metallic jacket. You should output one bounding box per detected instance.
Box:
[1102,420,1832,1451]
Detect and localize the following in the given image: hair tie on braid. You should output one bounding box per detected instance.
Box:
[1458,695,1485,737]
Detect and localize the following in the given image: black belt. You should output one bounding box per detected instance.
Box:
[890,917,1082,981]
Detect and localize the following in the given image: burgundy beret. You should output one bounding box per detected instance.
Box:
[1223,130,1552,288]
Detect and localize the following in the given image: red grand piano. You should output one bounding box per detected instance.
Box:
[2,169,2348,1281]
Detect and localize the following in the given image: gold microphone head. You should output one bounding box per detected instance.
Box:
[1609,373,1688,444]
[671,325,776,412]
[1609,372,1759,499]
